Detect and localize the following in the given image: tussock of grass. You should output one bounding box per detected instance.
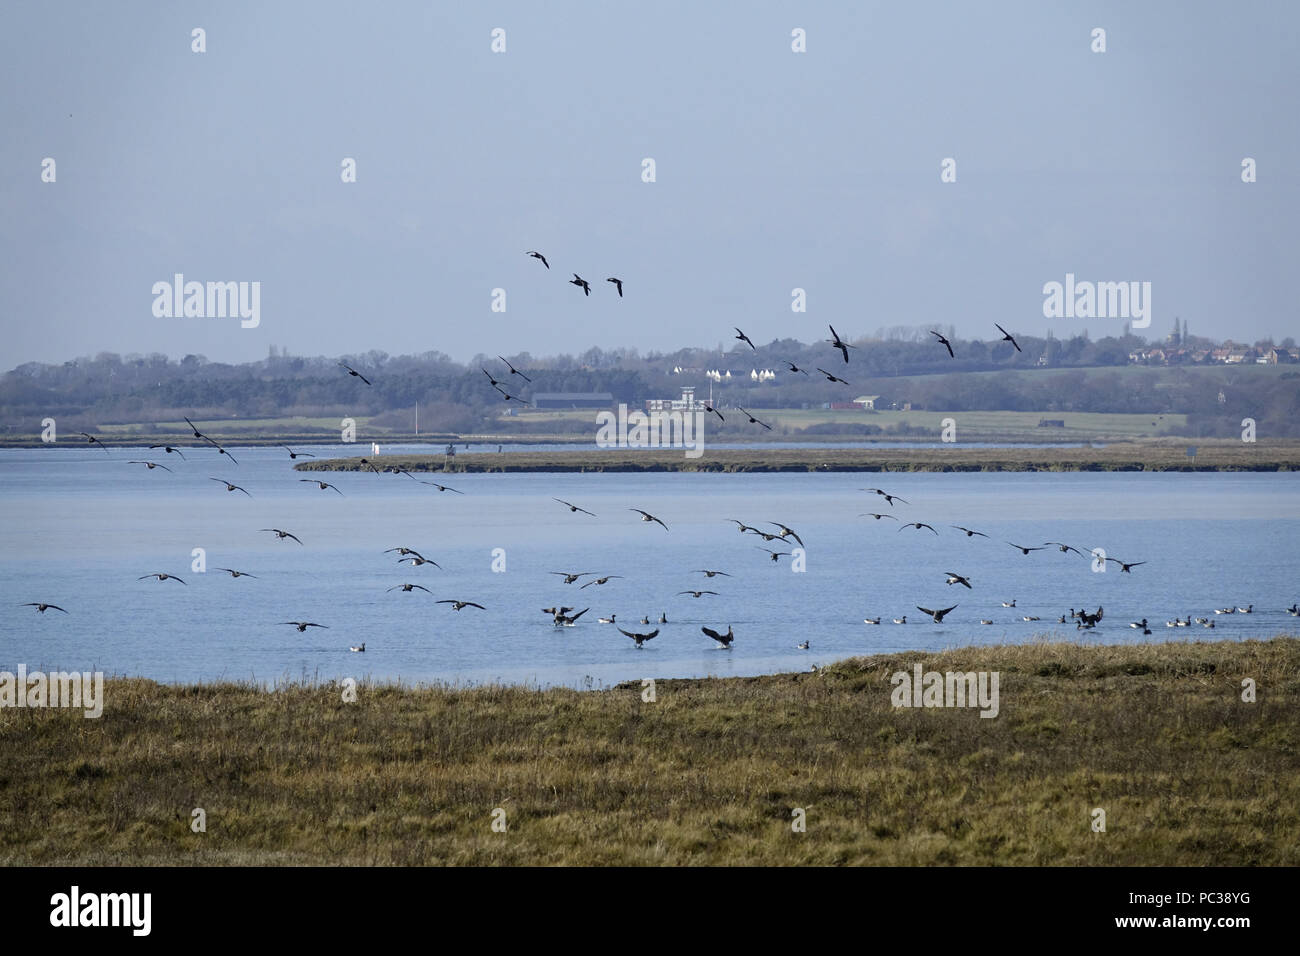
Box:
[2,638,1297,865]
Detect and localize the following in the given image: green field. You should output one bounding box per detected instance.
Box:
[4,638,1296,865]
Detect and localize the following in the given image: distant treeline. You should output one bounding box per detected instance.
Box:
[2,331,1298,437]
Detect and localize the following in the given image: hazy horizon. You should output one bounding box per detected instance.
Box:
[3,1,1297,368]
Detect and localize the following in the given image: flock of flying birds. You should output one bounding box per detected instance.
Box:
[24,274,1289,661]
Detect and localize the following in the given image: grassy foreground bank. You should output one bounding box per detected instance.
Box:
[297,440,1300,473]
[3,638,1297,865]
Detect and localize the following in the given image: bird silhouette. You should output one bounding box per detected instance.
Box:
[734,328,756,350]
[149,444,187,460]
[570,274,591,295]
[693,569,731,578]
[995,323,1021,352]
[419,481,463,493]
[606,277,623,297]
[930,331,954,358]
[944,572,972,588]
[387,583,431,594]
[736,406,772,430]
[79,433,110,453]
[950,526,988,537]
[281,621,328,632]
[498,356,532,383]
[784,361,810,375]
[20,602,68,614]
[128,460,173,473]
[815,368,850,385]
[299,479,343,496]
[864,488,908,507]
[260,528,303,545]
[554,498,596,516]
[1008,542,1045,555]
[916,604,958,623]
[139,573,185,584]
[677,590,718,598]
[215,568,257,579]
[339,362,372,385]
[526,250,549,269]
[701,625,734,647]
[630,509,669,530]
[210,477,252,497]
[550,571,596,584]
[580,575,624,589]
[861,513,899,521]
[620,627,658,647]
[827,325,856,363]
[282,446,315,459]
[899,522,938,535]
[436,600,485,611]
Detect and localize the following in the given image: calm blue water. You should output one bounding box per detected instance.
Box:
[1,446,1296,689]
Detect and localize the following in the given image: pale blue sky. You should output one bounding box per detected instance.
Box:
[2,1,1296,367]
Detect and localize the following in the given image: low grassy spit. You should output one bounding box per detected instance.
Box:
[3,638,1297,865]
[297,440,1300,474]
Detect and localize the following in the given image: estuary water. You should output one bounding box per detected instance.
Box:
[1,446,1296,689]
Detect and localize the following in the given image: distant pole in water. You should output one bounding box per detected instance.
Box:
[415,402,419,436]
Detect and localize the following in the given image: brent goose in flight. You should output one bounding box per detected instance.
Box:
[580,575,624,589]
[215,568,257,579]
[436,600,485,611]
[210,477,252,497]
[260,528,303,544]
[758,547,792,562]
[861,513,899,521]
[570,274,591,295]
[554,498,596,516]
[827,325,855,363]
[734,328,756,350]
[768,522,804,547]
[387,583,431,593]
[951,526,988,537]
[281,621,328,631]
[282,445,315,459]
[498,356,532,382]
[551,571,595,584]
[899,522,939,534]
[1008,542,1045,555]
[815,367,850,385]
[606,278,623,297]
[677,590,718,598]
[944,572,972,589]
[1045,542,1083,556]
[526,250,549,269]
[930,331,954,358]
[630,509,669,530]
[20,602,68,614]
[701,625,734,648]
[128,460,172,473]
[784,361,810,376]
[917,605,958,623]
[863,488,908,507]
[693,569,731,578]
[995,323,1021,352]
[139,573,185,584]
[620,627,658,647]
[79,432,110,453]
[736,406,772,430]
[149,444,187,460]
[339,362,372,385]
[1105,557,1147,573]
[419,481,463,493]
[299,479,343,495]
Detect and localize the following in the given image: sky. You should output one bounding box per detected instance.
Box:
[1,1,1297,368]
